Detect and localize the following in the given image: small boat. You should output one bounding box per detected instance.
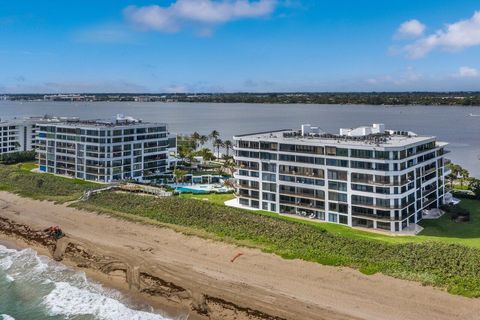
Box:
[469,113,480,117]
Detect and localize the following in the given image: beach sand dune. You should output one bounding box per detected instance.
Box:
[1,191,479,320]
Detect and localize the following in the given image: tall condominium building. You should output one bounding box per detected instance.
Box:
[233,124,449,233]
[36,115,171,183]
[0,117,59,155]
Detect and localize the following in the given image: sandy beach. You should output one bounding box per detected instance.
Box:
[1,191,480,320]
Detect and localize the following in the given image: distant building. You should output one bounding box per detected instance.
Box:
[43,94,95,102]
[0,116,63,155]
[233,123,450,233]
[36,115,172,183]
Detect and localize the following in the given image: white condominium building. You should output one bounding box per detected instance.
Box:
[36,115,171,183]
[233,124,449,233]
[0,116,61,155]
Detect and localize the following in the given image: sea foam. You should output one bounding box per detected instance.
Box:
[0,244,171,320]
[43,282,168,320]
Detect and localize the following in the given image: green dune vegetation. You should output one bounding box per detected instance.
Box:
[74,192,480,297]
[2,163,480,297]
[0,164,99,203]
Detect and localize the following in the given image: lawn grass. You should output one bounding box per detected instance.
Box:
[178,192,480,247]
[10,161,38,172]
[179,192,235,206]
[418,199,480,248]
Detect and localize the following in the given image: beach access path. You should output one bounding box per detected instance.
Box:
[0,191,479,320]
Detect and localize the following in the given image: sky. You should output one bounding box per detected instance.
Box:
[1,0,480,93]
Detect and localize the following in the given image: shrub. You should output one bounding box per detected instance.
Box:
[442,204,471,222]
[0,151,36,164]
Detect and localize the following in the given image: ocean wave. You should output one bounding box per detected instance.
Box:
[1,314,15,320]
[44,282,168,320]
[0,245,16,270]
[0,245,171,320]
[5,274,14,282]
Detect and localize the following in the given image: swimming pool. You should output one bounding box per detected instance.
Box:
[176,186,210,194]
[175,184,232,194]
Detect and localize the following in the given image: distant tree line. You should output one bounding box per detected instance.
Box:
[173,92,480,106]
[7,92,480,106]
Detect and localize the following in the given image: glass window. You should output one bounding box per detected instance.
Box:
[336,148,349,157]
[375,151,390,160]
[326,158,349,167]
[325,146,336,156]
[327,170,348,181]
[279,154,295,162]
[328,191,348,203]
[351,149,373,159]
[328,181,347,192]
[262,162,277,172]
[279,144,296,152]
[328,213,338,223]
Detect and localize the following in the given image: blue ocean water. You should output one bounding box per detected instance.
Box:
[0,245,170,320]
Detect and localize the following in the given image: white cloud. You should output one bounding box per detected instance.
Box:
[404,11,480,58]
[396,19,425,38]
[363,67,425,89]
[456,66,479,78]
[124,0,277,33]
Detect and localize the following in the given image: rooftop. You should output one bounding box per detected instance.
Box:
[40,114,166,128]
[235,124,444,148]
[0,115,76,125]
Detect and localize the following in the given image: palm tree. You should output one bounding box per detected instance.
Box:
[222,159,236,176]
[224,140,233,157]
[197,147,215,161]
[191,132,201,151]
[199,135,208,147]
[209,130,220,143]
[447,163,462,188]
[213,138,224,159]
[460,168,470,188]
[173,168,187,184]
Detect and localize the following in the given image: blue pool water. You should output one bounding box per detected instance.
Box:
[175,187,210,194]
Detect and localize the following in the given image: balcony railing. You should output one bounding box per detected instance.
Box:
[236,184,259,190]
[279,190,324,200]
[279,199,324,210]
[352,212,396,221]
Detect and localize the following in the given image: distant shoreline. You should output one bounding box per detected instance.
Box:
[3,92,480,106]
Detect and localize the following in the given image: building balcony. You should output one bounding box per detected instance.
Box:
[235,193,259,200]
[352,212,396,221]
[56,159,76,165]
[279,200,324,210]
[351,202,413,211]
[423,167,437,175]
[235,184,259,190]
[237,165,260,171]
[278,170,324,179]
[279,190,324,201]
